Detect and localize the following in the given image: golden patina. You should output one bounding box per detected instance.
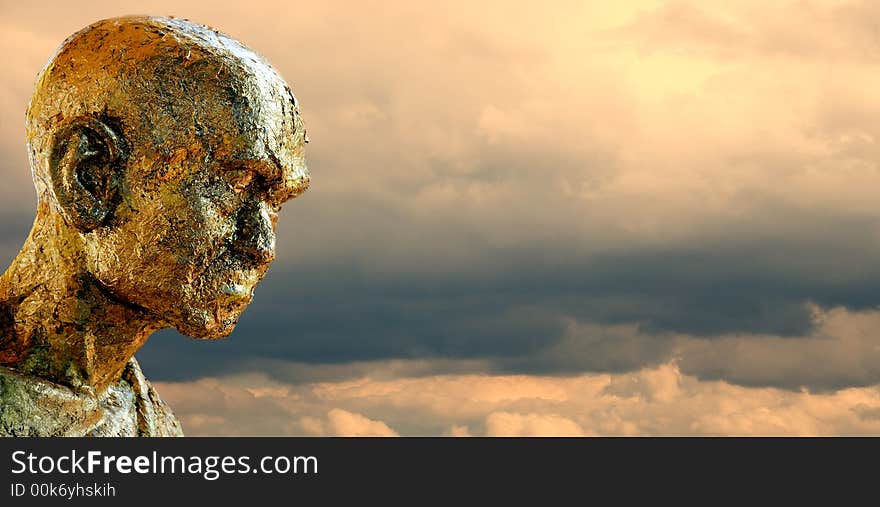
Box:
[0,16,308,436]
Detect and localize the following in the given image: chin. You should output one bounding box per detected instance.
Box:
[182,324,238,340]
[173,305,243,340]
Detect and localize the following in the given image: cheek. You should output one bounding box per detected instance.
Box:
[165,195,237,259]
[106,203,233,284]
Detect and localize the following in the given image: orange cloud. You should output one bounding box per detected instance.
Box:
[485,412,589,437]
[154,355,880,436]
[6,1,880,435]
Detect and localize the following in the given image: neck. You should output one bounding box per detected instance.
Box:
[0,205,159,393]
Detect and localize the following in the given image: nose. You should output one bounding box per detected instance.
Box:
[234,200,276,264]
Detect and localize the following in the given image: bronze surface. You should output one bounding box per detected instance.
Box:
[0,15,308,436]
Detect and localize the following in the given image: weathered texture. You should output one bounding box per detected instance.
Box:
[0,16,308,436]
[0,358,182,437]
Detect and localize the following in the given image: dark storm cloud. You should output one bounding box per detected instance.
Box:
[6,1,880,395]
[0,212,32,263]
[138,203,880,391]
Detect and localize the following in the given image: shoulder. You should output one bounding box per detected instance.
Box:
[0,359,184,437]
[0,363,104,436]
[122,357,184,437]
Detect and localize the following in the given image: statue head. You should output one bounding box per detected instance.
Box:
[24,16,308,340]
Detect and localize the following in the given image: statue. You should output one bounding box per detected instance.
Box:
[0,16,309,436]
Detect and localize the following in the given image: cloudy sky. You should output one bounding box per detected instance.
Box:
[5,0,880,435]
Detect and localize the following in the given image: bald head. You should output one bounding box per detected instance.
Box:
[27,16,308,209]
[17,16,309,339]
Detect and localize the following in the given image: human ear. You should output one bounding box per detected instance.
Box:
[49,117,126,231]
